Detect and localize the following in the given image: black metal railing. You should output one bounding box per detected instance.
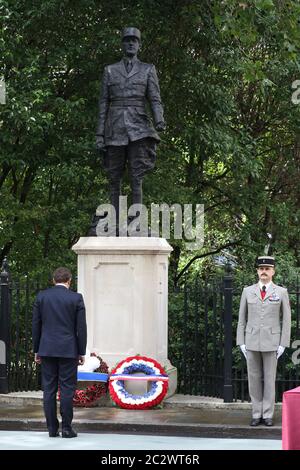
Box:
[1,255,300,400]
[0,258,77,393]
[9,276,43,392]
[0,258,10,393]
[0,260,44,392]
[168,274,225,399]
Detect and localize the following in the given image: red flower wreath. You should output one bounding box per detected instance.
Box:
[58,353,109,407]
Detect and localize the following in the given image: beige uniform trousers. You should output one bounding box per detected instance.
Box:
[247,350,277,419]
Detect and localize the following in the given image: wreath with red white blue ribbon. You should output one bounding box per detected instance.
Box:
[57,354,109,407]
[109,355,169,409]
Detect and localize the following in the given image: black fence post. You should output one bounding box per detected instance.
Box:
[0,257,11,393]
[223,264,233,402]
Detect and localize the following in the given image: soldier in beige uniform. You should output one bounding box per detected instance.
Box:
[236,256,291,427]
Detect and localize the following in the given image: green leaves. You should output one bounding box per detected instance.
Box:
[0,0,300,277]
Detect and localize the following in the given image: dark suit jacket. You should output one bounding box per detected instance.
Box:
[32,286,87,358]
[96,58,164,146]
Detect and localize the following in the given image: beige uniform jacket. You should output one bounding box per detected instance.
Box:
[236,282,291,351]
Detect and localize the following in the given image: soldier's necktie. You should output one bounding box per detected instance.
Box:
[261,285,266,300]
[126,60,133,73]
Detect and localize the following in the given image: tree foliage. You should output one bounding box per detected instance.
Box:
[1,0,300,280]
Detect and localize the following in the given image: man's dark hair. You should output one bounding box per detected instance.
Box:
[53,267,72,283]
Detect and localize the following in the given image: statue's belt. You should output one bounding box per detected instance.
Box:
[110,99,145,107]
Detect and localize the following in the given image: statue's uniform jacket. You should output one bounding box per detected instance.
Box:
[96,59,164,146]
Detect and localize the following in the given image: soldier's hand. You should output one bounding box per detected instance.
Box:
[155,121,166,132]
[276,345,285,359]
[96,135,106,151]
[240,344,247,359]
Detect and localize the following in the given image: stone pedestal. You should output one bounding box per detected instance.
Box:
[72,237,177,397]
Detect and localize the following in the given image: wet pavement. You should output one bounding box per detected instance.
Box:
[0,401,282,439]
[0,431,281,450]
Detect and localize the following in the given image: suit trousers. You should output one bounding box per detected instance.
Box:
[41,357,78,432]
[247,350,278,419]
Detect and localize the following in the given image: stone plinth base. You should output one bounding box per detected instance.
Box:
[72,237,177,397]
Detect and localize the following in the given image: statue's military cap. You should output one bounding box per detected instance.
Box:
[122,27,141,41]
[256,256,275,267]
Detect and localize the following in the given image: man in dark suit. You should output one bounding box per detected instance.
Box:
[32,267,87,438]
[93,27,165,234]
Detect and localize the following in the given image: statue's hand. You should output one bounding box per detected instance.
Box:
[155,121,166,132]
[96,135,106,151]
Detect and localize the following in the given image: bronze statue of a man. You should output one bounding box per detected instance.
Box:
[94,27,165,233]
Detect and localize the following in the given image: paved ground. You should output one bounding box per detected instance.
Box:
[0,402,282,439]
[0,431,282,450]
[0,393,283,440]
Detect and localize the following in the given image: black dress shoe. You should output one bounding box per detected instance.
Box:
[250,418,262,426]
[263,418,273,426]
[62,428,77,438]
[49,431,60,437]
